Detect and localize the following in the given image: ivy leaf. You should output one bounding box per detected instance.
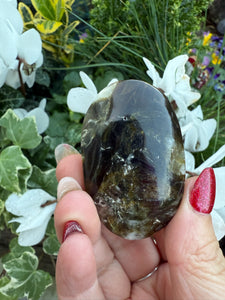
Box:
[0,252,52,300]
[35,68,51,87]
[65,123,82,146]
[63,71,81,93]
[46,111,82,148]
[43,218,60,255]
[0,109,42,149]
[0,277,15,300]
[2,238,35,264]
[43,235,60,256]
[28,166,57,197]
[0,146,32,193]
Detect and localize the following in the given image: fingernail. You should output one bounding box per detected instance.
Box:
[63,221,83,242]
[57,177,82,201]
[55,144,79,164]
[190,168,216,214]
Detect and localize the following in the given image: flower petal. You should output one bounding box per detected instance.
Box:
[26,107,49,134]
[15,203,56,232]
[160,55,188,94]
[17,29,42,65]
[17,214,53,246]
[97,81,118,101]
[213,167,225,209]
[13,108,28,119]
[185,150,195,173]
[0,58,8,87]
[172,75,201,107]
[5,189,55,216]
[35,53,44,68]
[18,225,47,246]
[5,61,21,89]
[67,87,96,114]
[0,2,23,34]
[195,119,217,152]
[143,57,161,86]
[0,19,18,66]
[183,126,199,152]
[192,105,204,120]
[211,210,225,240]
[107,78,118,86]
[194,145,225,174]
[39,98,47,110]
[23,71,36,88]
[79,71,97,94]
[8,0,17,7]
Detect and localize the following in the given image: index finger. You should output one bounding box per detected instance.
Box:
[56,153,85,189]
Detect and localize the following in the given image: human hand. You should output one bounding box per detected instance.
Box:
[54,145,225,300]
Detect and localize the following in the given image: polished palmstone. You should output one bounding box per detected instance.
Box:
[81,80,185,239]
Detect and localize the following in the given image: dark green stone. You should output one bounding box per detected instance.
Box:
[81,80,185,239]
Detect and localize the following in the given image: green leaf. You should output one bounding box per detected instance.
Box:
[0,109,42,149]
[0,199,4,216]
[63,19,80,36]
[65,123,82,146]
[0,252,52,300]
[52,93,67,104]
[18,2,34,24]
[63,71,81,93]
[43,218,60,255]
[2,238,35,264]
[65,0,75,9]
[43,235,60,256]
[46,111,70,137]
[31,0,65,21]
[35,68,51,87]
[0,277,15,300]
[28,166,57,197]
[34,19,63,34]
[0,146,32,193]
[0,86,25,115]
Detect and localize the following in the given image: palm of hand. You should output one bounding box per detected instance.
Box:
[55,155,225,300]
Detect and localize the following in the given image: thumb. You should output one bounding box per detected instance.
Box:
[155,168,225,296]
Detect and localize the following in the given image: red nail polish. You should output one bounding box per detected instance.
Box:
[190,168,216,214]
[62,221,83,242]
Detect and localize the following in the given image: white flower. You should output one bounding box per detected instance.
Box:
[67,71,118,114]
[185,145,225,240]
[143,55,201,117]
[0,2,43,89]
[180,105,217,152]
[0,1,23,35]
[13,99,49,134]
[5,189,56,246]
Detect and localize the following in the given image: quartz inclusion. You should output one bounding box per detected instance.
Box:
[81,80,185,239]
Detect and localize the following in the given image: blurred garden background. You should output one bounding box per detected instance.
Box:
[0,0,225,299]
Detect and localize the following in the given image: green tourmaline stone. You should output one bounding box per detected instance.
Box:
[81,80,185,239]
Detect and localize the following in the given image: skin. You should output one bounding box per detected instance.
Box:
[54,154,225,300]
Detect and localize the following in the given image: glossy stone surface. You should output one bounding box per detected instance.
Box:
[81,80,185,239]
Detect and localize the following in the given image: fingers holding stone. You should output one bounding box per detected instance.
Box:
[102,226,161,283]
[56,230,105,300]
[54,189,101,244]
[56,153,85,189]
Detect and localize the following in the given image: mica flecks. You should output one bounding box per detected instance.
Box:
[81,80,185,239]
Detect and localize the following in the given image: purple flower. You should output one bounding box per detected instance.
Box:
[202,56,210,66]
[206,66,214,75]
[214,73,220,80]
[214,80,225,92]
